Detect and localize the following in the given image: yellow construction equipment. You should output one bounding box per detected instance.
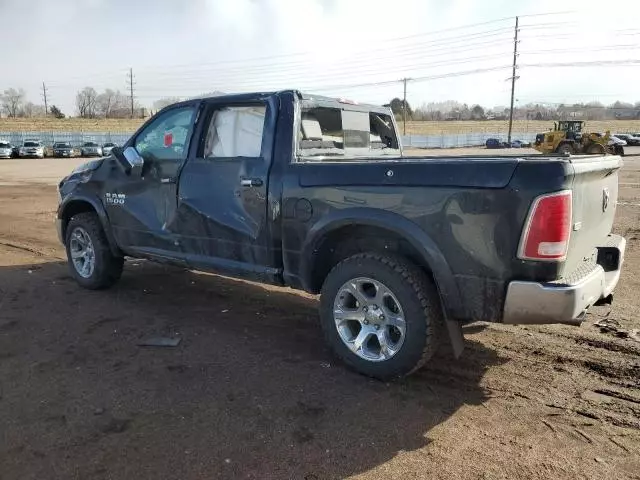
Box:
[534,121,613,155]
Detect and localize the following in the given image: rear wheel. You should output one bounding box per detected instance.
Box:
[319,253,443,380]
[65,212,123,289]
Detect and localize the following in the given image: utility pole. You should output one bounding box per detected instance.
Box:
[507,16,519,144]
[41,82,48,117]
[402,77,410,136]
[127,67,135,118]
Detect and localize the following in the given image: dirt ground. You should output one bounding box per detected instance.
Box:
[0,156,639,480]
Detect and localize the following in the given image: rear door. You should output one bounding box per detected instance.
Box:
[173,97,279,278]
[106,103,199,258]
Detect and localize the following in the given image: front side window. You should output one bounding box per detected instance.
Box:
[201,105,266,158]
[135,105,196,161]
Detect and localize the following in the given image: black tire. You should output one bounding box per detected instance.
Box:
[586,143,606,155]
[319,252,443,380]
[65,212,123,289]
[556,143,573,155]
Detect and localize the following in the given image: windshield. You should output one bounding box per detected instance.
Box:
[0,142,10,148]
[24,142,40,147]
[54,143,71,148]
[103,143,115,147]
[298,104,400,160]
[84,142,98,147]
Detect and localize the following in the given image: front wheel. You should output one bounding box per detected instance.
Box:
[556,143,573,155]
[319,253,443,380]
[586,143,606,155]
[65,212,123,289]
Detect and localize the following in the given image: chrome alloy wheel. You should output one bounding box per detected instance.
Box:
[69,226,95,278]
[333,277,407,362]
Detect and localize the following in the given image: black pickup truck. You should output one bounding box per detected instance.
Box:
[56,91,625,379]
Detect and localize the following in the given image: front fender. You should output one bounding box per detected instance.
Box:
[299,207,463,320]
[58,192,122,257]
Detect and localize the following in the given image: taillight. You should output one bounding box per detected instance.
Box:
[518,190,572,261]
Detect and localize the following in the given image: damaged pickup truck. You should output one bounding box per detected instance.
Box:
[56,91,625,379]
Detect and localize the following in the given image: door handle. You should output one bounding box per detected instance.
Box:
[240,178,263,187]
[160,177,176,184]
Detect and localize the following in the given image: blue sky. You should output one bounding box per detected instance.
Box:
[2,0,639,115]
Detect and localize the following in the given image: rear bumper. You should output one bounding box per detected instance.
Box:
[503,234,626,325]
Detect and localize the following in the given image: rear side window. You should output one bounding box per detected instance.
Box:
[201,105,266,158]
[298,105,399,161]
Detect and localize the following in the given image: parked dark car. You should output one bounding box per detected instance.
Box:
[56,91,626,379]
[614,134,640,146]
[485,138,503,149]
[80,142,103,157]
[52,142,75,158]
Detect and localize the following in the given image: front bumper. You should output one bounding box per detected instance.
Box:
[503,234,626,325]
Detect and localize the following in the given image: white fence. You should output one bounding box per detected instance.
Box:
[401,132,538,149]
[1,130,538,150]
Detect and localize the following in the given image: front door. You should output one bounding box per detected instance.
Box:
[173,99,278,278]
[106,103,198,259]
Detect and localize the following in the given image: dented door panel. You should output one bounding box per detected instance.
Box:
[175,97,278,273]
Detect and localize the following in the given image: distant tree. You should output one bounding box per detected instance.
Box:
[535,111,543,120]
[470,104,485,120]
[96,89,117,118]
[1,88,26,118]
[611,100,633,109]
[153,97,183,111]
[19,102,46,118]
[76,87,98,118]
[50,105,65,119]
[388,97,412,118]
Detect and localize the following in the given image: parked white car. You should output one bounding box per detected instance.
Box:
[19,140,45,158]
[102,142,117,156]
[0,141,13,159]
[80,142,103,157]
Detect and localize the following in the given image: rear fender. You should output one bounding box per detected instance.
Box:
[300,208,465,356]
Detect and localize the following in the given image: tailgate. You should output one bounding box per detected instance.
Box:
[563,155,622,275]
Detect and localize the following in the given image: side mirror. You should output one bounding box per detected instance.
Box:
[112,146,144,176]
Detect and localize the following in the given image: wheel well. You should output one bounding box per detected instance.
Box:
[60,200,96,238]
[308,225,434,294]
